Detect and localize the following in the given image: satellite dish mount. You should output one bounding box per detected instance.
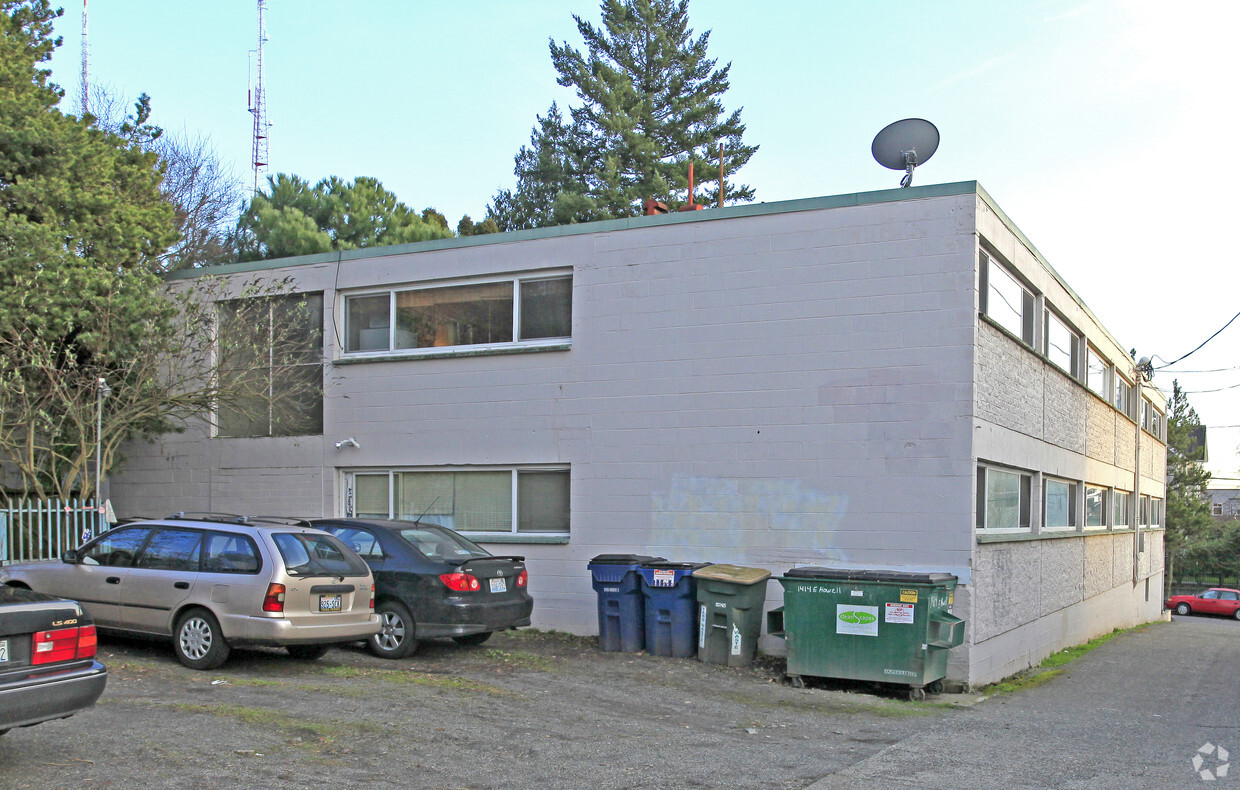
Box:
[872,118,940,188]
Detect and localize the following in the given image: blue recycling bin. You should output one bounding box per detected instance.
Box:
[588,554,666,652]
[639,561,712,657]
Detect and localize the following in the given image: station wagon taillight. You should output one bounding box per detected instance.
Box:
[439,572,481,592]
[31,625,97,665]
[516,570,528,588]
[370,583,375,609]
[263,583,286,612]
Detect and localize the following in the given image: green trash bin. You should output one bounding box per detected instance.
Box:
[769,567,964,699]
[693,564,771,668]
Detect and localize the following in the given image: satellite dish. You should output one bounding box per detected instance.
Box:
[872,118,940,188]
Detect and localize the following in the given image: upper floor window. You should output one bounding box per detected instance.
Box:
[1113,490,1131,529]
[981,252,1035,345]
[1085,485,1108,529]
[217,292,324,438]
[1141,399,1164,439]
[1044,309,1080,378]
[1214,502,1225,516]
[1114,375,1133,417]
[345,274,571,355]
[1086,346,1109,399]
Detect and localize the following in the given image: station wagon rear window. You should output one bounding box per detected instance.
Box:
[272,533,369,577]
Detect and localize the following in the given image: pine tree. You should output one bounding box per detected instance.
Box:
[489,0,757,230]
[1164,380,1224,585]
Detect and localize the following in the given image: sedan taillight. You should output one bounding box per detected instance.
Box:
[263,583,286,612]
[440,572,481,592]
[516,570,528,588]
[31,624,97,665]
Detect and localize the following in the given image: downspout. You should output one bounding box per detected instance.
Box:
[1132,369,1142,584]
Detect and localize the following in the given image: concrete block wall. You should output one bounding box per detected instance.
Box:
[112,190,984,640]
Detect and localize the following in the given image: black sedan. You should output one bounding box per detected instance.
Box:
[1,585,107,735]
[310,519,533,659]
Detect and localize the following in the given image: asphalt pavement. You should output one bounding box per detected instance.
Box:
[808,613,1240,789]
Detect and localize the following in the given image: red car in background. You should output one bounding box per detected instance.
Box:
[1166,588,1240,620]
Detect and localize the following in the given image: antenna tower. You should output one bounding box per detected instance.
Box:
[248,0,271,194]
[79,0,89,117]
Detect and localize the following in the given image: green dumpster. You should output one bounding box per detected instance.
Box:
[693,564,771,668]
[769,567,964,699]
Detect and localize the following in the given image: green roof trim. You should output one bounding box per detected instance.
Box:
[166,180,981,281]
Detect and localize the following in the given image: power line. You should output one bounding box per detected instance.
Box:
[1181,381,1240,395]
[1155,309,1240,369]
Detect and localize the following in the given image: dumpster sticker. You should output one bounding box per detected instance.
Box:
[836,605,879,636]
[850,589,864,597]
[651,569,676,586]
[883,668,918,678]
[900,589,918,603]
[731,624,743,655]
[699,605,707,648]
[885,603,915,624]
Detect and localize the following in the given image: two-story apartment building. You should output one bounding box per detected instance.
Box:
[111,181,1167,686]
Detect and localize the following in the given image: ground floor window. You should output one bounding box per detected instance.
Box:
[344,467,569,536]
[1044,478,1078,529]
[977,465,1031,530]
[1085,485,1108,529]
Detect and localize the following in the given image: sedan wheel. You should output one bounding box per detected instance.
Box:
[1175,602,1191,616]
[368,600,417,659]
[1233,608,1240,621]
[174,609,231,670]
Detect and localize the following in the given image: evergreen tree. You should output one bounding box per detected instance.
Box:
[234,174,453,261]
[1163,380,1222,585]
[489,0,757,230]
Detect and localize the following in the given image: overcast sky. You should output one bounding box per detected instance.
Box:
[44,0,1240,480]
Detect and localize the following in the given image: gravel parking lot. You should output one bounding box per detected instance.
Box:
[0,630,959,790]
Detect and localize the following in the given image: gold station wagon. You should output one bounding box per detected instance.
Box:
[0,514,380,670]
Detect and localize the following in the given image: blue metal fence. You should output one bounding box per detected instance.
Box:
[0,498,107,564]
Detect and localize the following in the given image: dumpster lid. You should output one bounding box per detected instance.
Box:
[692,563,771,585]
[641,560,712,571]
[783,566,957,585]
[589,554,666,565]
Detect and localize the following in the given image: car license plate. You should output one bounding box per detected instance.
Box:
[318,594,342,612]
[0,638,7,663]
[489,577,507,594]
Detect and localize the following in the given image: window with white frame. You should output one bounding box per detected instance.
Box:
[1139,494,1151,526]
[1150,496,1162,527]
[1086,347,1109,399]
[345,467,570,535]
[344,274,571,354]
[1085,485,1108,529]
[1044,478,1079,529]
[976,465,1032,530]
[1215,502,1225,516]
[1044,309,1080,378]
[1114,376,1133,417]
[1113,490,1131,529]
[981,252,1035,345]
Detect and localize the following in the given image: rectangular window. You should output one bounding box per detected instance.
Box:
[1215,502,1225,516]
[1150,497,1162,527]
[1139,494,1151,526]
[344,274,571,354]
[981,253,1035,345]
[1044,309,1079,378]
[344,467,570,536]
[1085,485,1107,529]
[976,466,1031,530]
[1113,490,1131,529]
[217,292,324,438]
[1044,478,1078,529]
[1114,376,1133,417]
[1086,347,1108,399]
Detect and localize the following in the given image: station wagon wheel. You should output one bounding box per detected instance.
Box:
[1175,603,1191,616]
[286,644,332,661]
[452,632,493,647]
[173,608,231,670]
[368,599,417,659]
